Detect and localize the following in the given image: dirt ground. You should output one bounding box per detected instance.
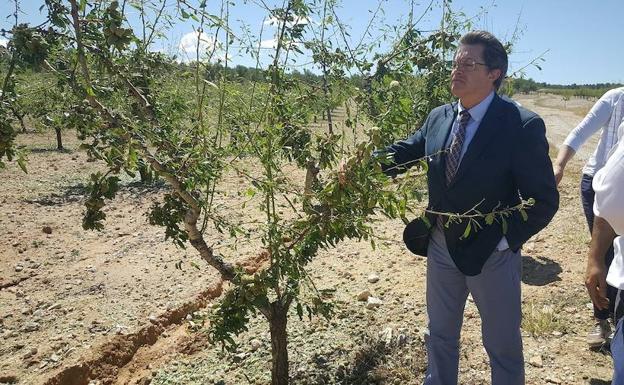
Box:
[0,93,615,385]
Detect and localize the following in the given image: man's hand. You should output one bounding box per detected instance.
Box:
[585,258,609,310]
[553,163,565,186]
[553,145,576,186]
[584,216,617,310]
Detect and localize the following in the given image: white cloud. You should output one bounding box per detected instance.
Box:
[0,37,8,48]
[177,31,223,62]
[260,39,278,49]
[264,15,311,28]
[259,38,303,52]
[260,38,303,49]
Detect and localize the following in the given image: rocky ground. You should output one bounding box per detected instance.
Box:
[0,93,615,385]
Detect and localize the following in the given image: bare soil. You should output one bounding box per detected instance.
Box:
[0,93,614,385]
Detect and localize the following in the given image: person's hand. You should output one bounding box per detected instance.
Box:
[553,163,565,185]
[585,258,609,310]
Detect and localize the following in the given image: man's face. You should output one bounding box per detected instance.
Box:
[450,44,501,103]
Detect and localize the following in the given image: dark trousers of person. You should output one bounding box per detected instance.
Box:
[581,173,618,319]
[612,291,624,384]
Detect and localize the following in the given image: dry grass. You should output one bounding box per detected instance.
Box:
[521,301,569,337]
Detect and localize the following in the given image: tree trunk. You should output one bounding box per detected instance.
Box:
[324,105,333,135]
[138,160,156,184]
[18,115,26,133]
[303,160,319,209]
[55,127,64,150]
[270,303,289,385]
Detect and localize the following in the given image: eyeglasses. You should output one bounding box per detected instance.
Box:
[451,59,488,72]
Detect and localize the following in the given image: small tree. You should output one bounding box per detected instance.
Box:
[7,2,424,384]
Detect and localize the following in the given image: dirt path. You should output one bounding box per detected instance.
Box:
[0,95,616,385]
[516,93,598,160]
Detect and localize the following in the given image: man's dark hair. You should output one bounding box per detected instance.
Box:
[459,30,508,90]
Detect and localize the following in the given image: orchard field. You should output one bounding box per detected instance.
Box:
[0,1,618,384]
[0,92,616,385]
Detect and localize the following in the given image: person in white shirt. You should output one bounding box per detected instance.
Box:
[554,87,624,347]
[588,136,624,383]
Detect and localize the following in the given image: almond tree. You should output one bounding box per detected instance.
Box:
[2,1,521,384]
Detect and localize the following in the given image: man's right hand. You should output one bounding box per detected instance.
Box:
[552,145,576,186]
[585,259,609,310]
[553,164,565,185]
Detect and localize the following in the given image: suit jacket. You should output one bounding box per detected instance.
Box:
[382,94,559,276]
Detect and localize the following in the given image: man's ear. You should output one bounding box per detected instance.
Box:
[488,69,502,84]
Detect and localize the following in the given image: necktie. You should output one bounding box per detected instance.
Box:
[436,110,470,231]
[445,110,471,186]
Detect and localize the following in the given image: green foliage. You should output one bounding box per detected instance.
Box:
[148,194,190,248]
[0,104,18,167]
[209,271,270,350]
[10,24,51,68]
[83,172,120,231]
[102,1,134,51]
[509,76,622,99]
[358,29,457,145]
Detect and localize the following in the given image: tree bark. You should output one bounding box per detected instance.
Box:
[303,159,319,209]
[18,115,26,133]
[55,127,63,150]
[270,303,289,385]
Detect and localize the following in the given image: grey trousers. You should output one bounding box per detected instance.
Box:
[424,229,524,385]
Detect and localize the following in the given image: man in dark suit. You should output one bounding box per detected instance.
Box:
[380,31,559,385]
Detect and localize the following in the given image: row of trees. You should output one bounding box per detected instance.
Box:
[0,50,331,153]
[510,76,622,97]
[4,38,617,159]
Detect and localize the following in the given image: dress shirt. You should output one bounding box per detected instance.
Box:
[444,91,495,157]
[563,87,624,176]
[593,136,624,289]
[436,91,509,251]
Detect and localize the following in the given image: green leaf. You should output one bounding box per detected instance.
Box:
[17,158,28,173]
[296,302,303,320]
[519,209,528,221]
[485,213,494,225]
[460,221,471,240]
[17,154,28,173]
[421,214,431,228]
[501,217,508,234]
[203,79,219,89]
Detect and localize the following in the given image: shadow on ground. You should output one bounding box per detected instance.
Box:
[522,255,562,286]
[23,179,168,206]
[589,379,611,385]
[292,333,426,385]
[27,147,73,154]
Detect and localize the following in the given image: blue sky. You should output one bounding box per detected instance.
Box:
[1,0,622,85]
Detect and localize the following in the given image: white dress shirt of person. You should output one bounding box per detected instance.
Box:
[593,136,624,289]
[558,87,624,181]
